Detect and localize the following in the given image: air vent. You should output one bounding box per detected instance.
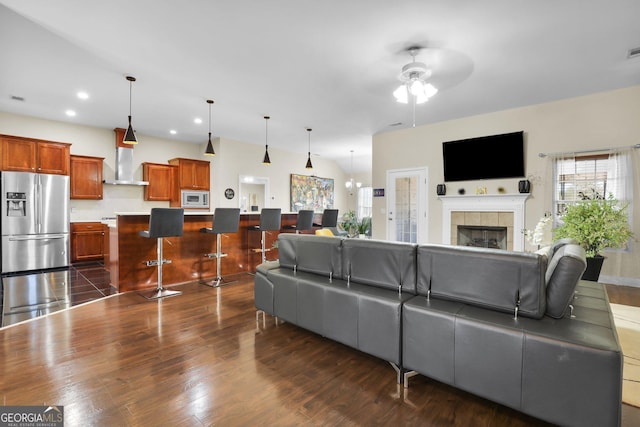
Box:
[389,122,403,127]
[628,47,640,59]
[10,95,25,102]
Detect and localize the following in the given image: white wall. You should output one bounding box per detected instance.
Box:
[372,85,640,285]
[0,111,349,220]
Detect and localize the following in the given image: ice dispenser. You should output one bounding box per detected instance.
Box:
[6,192,26,217]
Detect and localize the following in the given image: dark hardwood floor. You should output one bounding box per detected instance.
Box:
[0,275,638,426]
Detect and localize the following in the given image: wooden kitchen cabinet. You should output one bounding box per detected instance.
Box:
[168,157,210,190]
[71,222,105,262]
[143,162,176,201]
[0,134,70,175]
[70,155,104,199]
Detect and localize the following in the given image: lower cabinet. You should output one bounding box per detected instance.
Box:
[71,222,105,262]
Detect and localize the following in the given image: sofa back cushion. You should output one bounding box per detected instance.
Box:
[342,239,417,294]
[417,244,547,319]
[277,233,343,278]
[545,244,587,318]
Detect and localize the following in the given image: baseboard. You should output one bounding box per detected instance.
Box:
[599,274,640,288]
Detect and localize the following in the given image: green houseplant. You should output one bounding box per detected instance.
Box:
[341,210,371,238]
[553,196,633,281]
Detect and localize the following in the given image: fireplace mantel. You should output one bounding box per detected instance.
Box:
[439,194,529,251]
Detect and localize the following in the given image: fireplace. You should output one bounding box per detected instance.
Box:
[457,225,507,249]
[439,194,529,251]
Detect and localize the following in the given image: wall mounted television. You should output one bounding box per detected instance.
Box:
[442,131,525,182]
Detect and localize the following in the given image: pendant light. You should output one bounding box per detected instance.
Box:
[262,116,271,164]
[345,150,362,194]
[123,76,138,144]
[204,99,215,156]
[305,128,313,169]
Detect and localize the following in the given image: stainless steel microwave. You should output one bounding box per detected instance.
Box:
[181,190,209,208]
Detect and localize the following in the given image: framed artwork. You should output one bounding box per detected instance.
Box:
[290,174,334,212]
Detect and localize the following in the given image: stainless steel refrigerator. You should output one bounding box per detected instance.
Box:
[1,171,70,274]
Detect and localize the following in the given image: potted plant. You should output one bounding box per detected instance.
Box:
[357,217,371,238]
[341,211,371,238]
[553,195,633,281]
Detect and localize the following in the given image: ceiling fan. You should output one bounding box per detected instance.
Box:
[393,45,438,104]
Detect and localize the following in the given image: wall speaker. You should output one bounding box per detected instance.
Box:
[518,180,531,193]
[436,184,446,196]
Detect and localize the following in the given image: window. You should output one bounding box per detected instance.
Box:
[553,149,632,225]
[357,186,373,219]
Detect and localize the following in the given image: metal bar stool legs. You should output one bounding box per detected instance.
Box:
[201,208,240,287]
[139,208,184,300]
[140,236,182,300]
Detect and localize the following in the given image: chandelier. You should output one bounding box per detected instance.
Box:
[345,150,361,194]
[393,47,438,105]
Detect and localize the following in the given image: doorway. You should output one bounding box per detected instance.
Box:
[386,168,428,243]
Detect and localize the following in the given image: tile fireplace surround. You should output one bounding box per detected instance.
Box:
[439,194,529,251]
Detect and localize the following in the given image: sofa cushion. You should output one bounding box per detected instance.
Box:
[545,244,587,318]
[342,238,417,293]
[417,244,547,319]
[277,233,343,278]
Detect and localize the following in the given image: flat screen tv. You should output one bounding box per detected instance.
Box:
[442,131,525,182]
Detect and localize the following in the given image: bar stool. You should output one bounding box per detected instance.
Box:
[283,209,315,234]
[294,210,315,234]
[138,208,184,300]
[200,208,241,287]
[249,208,281,264]
[321,209,339,228]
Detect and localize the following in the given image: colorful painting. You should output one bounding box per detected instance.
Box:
[290,174,334,212]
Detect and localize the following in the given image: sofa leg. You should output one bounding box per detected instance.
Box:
[403,370,418,388]
[389,362,402,384]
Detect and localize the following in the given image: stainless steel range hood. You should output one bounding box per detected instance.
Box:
[103,128,149,186]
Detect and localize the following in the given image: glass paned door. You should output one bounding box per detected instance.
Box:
[386,168,427,243]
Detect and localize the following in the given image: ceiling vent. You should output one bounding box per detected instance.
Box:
[627,47,640,59]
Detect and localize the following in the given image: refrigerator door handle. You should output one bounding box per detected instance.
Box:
[9,234,67,241]
[36,178,42,233]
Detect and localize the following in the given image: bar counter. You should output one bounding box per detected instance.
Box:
[109,211,321,292]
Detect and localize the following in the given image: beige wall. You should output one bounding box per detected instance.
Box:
[372,85,640,286]
[0,111,349,221]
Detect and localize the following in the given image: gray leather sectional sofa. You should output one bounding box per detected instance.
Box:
[254,234,623,427]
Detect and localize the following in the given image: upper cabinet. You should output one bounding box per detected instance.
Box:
[0,134,71,175]
[143,162,176,201]
[70,155,104,199]
[168,158,210,190]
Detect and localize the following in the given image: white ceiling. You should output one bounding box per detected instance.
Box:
[1,1,639,173]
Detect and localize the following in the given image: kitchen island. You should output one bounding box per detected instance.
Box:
[109,211,319,292]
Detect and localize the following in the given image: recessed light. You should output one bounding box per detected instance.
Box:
[194,117,202,124]
[77,91,89,100]
[65,110,76,117]
[169,130,177,135]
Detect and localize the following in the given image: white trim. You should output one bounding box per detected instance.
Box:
[439,194,529,251]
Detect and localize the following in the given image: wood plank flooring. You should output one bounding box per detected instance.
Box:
[1,275,638,426]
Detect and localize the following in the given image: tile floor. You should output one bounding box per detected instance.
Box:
[1,262,116,328]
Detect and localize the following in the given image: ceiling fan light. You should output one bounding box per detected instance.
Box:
[423,83,438,98]
[409,79,425,96]
[393,85,408,104]
[415,91,429,104]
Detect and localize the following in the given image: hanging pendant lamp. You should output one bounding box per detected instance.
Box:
[123,76,138,144]
[262,116,271,164]
[204,99,215,156]
[305,128,313,169]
